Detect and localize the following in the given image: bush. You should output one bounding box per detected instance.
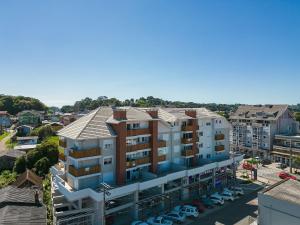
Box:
[26,149,43,169]
[13,156,27,174]
[30,125,55,141]
[0,170,17,188]
[34,157,50,177]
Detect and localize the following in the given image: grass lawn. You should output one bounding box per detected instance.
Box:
[0,131,9,141]
[5,138,17,149]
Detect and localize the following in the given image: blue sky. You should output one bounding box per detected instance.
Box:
[0,0,299,107]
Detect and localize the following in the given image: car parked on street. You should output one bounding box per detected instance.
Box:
[163,211,186,224]
[147,216,173,225]
[173,205,199,218]
[190,200,206,213]
[200,197,215,208]
[278,171,297,180]
[210,193,224,205]
[131,221,149,225]
[221,191,235,201]
[230,186,244,196]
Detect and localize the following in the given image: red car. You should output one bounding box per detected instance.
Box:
[278,171,297,180]
[242,162,253,170]
[190,200,206,213]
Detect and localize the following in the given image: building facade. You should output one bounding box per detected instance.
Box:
[271,134,300,166]
[229,105,298,158]
[0,111,12,128]
[51,107,243,225]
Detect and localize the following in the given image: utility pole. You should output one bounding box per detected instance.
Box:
[289,139,293,174]
[100,183,111,225]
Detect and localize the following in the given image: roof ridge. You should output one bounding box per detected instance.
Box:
[76,107,102,139]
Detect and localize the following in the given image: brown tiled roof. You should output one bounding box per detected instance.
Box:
[13,169,43,189]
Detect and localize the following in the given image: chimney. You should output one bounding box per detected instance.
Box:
[34,190,40,205]
[185,110,196,118]
[113,109,127,121]
[146,109,158,119]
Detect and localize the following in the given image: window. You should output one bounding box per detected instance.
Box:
[132,123,140,129]
[199,132,203,136]
[207,154,211,159]
[199,143,203,148]
[104,157,112,165]
[206,122,211,126]
[199,154,203,159]
[104,144,112,149]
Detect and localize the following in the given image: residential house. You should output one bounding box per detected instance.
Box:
[229,105,299,158]
[0,111,12,128]
[0,149,26,170]
[13,169,43,189]
[61,113,76,126]
[51,107,243,224]
[16,125,34,136]
[0,186,46,225]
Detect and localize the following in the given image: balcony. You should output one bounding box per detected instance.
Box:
[215,133,225,140]
[158,154,167,162]
[215,145,225,152]
[68,165,101,177]
[127,128,150,136]
[158,140,167,148]
[58,152,66,161]
[181,149,194,157]
[126,143,150,152]
[181,125,200,131]
[59,139,67,148]
[126,157,150,168]
[69,147,101,159]
[181,138,193,144]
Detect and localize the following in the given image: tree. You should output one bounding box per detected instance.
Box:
[295,112,300,122]
[26,149,43,169]
[34,157,51,177]
[13,156,27,174]
[30,125,55,141]
[293,156,300,169]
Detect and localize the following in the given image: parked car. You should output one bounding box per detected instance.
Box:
[131,221,149,225]
[230,186,244,195]
[221,191,235,201]
[163,211,186,223]
[147,216,173,225]
[190,200,206,213]
[173,205,199,218]
[278,171,297,180]
[210,193,224,205]
[200,197,215,208]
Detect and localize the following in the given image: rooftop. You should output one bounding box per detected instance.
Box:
[261,179,300,205]
[229,104,289,121]
[0,149,26,158]
[16,136,38,141]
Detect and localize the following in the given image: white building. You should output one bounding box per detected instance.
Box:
[51,107,243,225]
[258,179,300,225]
[229,105,298,158]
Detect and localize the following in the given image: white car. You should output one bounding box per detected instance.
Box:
[210,193,224,205]
[163,211,186,223]
[147,216,173,225]
[131,221,149,225]
[173,205,199,218]
[230,186,244,196]
[221,191,235,201]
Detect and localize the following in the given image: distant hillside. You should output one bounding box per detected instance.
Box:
[0,94,47,115]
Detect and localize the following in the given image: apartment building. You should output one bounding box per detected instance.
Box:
[229,105,298,158]
[51,107,243,225]
[271,134,300,165]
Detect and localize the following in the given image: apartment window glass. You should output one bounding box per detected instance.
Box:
[199,132,203,136]
[105,144,112,149]
[207,154,211,159]
[206,122,211,126]
[104,157,112,165]
[199,143,203,148]
[133,123,140,129]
